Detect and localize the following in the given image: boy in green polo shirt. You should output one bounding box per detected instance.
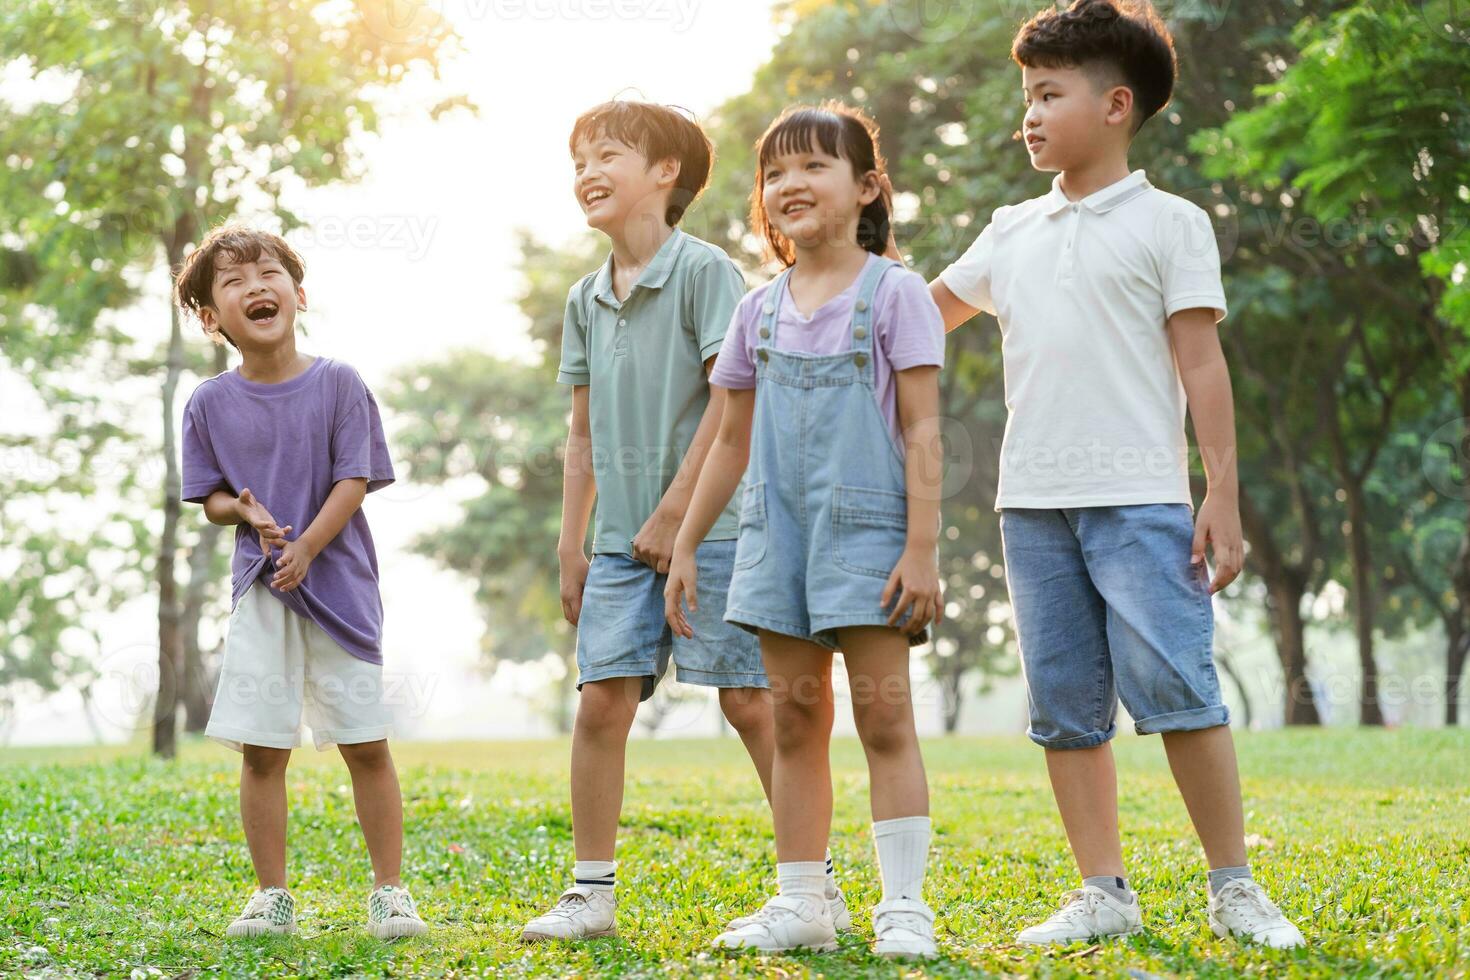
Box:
[519,100,848,943]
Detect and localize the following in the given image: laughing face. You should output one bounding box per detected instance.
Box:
[760,142,879,254]
[201,250,307,351]
[571,134,677,236]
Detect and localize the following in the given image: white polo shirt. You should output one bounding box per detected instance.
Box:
[939,169,1227,512]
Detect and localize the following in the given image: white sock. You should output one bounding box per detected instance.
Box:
[776,861,826,902]
[825,848,837,896]
[573,859,616,892]
[873,815,930,902]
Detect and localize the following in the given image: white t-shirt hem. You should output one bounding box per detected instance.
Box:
[995,488,1195,512]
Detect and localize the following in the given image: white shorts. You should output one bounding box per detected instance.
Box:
[205,582,393,752]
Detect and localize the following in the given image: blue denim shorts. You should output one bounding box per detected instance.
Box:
[1000,504,1230,749]
[575,538,767,701]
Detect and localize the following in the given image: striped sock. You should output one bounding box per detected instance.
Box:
[573,859,616,892]
[825,849,837,897]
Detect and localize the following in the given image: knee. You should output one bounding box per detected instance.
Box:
[853,700,915,757]
[772,698,830,753]
[575,681,639,740]
[338,738,392,773]
[242,745,291,778]
[719,688,771,736]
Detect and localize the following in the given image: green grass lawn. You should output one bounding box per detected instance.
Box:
[2,729,1467,978]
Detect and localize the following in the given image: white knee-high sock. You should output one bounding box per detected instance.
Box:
[873,816,930,902]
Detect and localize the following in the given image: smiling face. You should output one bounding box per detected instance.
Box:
[760,142,879,256]
[200,251,307,352]
[571,134,679,236]
[1020,64,1134,173]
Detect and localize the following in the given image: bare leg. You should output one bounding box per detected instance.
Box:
[338,739,404,888]
[1161,726,1249,869]
[762,632,834,864]
[569,677,642,860]
[719,686,775,801]
[1045,742,1126,878]
[837,627,928,821]
[240,744,291,890]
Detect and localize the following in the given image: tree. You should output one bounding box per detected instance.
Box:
[0,0,464,755]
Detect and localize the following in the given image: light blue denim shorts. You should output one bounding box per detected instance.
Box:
[1000,503,1230,749]
[575,538,767,701]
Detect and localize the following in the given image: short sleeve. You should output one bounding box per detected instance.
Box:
[708,298,758,390]
[877,270,946,372]
[938,219,996,315]
[556,285,591,385]
[1159,203,1228,323]
[686,256,747,362]
[331,369,396,493]
[181,393,230,504]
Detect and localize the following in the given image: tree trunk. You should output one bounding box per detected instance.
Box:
[1342,483,1383,725]
[1263,574,1320,725]
[154,265,186,759]
[939,662,962,734]
[180,345,229,733]
[1446,624,1467,727]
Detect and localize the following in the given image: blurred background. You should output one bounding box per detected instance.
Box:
[2,0,1468,755]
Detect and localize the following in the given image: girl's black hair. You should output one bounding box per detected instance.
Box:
[750,101,891,267]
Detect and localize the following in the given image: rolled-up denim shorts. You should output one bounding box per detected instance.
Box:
[999,503,1230,749]
[575,537,767,701]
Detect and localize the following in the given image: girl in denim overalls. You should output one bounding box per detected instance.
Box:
[666,102,947,958]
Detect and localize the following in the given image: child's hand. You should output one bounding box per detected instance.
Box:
[270,537,316,592]
[559,549,591,626]
[882,545,942,636]
[1193,491,1244,594]
[632,507,681,574]
[237,488,291,554]
[663,547,699,639]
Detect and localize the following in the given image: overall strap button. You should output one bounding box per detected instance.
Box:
[854,299,868,312]
[758,349,770,362]
[759,327,771,339]
[853,352,868,367]
[853,326,867,340]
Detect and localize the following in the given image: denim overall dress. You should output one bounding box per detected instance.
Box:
[723,256,929,650]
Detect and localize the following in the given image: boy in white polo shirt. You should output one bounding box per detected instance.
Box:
[927,0,1304,949]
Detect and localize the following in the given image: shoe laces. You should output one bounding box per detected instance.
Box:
[745,895,811,928]
[241,888,287,920]
[375,887,418,920]
[1053,888,1107,923]
[546,888,593,919]
[1217,880,1282,924]
[874,904,931,937]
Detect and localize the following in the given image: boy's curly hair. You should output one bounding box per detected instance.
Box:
[173,224,306,349]
[569,100,715,227]
[1012,0,1177,133]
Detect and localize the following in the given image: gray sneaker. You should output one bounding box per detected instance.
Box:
[225,887,296,937]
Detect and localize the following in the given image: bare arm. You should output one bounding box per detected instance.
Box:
[884,365,944,633]
[930,280,981,334]
[296,478,367,559]
[203,490,244,525]
[673,385,753,556]
[558,385,597,560]
[1168,307,1243,593]
[632,357,725,571]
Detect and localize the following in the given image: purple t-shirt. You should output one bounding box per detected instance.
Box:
[711,253,946,447]
[181,356,395,665]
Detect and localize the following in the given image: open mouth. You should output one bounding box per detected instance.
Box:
[583,187,612,207]
[781,201,815,216]
[246,300,279,322]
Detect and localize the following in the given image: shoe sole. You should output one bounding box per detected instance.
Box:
[368,920,428,939]
[225,922,297,938]
[876,944,937,959]
[712,939,839,953]
[1209,917,1305,949]
[1015,925,1142,945]
[520,926,618,943]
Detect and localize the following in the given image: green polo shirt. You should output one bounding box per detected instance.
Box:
[557,228,746,556]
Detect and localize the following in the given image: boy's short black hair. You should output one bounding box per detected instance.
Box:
[1012,0,1177,134]
[568,100,715,227]
[173,224,305,350]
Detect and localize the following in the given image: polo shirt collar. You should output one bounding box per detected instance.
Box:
[592,228,687,307]
[1042,169,1152,216]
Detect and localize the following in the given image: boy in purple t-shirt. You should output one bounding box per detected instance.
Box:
[175,224,426,941]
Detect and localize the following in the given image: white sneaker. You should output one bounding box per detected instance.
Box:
[520,885,617,942]
[711,894,837,952]
[872,897,937,959]
[725,886,852,933]
[366,884,427,939]
[225,887,296,937]
[1208,879,1305,949]
[1016,885,1143,944]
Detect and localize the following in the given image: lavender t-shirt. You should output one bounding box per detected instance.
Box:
[181,356,395,665]
[711,253,946,447]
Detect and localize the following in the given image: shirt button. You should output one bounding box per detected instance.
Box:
[853,353,868,367]
[618,318,627,326]
[854,300,868,312]
[759,327,771,339]
[853,326,867,339]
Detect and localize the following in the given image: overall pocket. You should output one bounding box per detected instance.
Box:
[831,484,908,578]
[733,481,768,570]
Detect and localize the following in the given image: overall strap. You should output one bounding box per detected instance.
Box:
[757,266,794,367]
[850,256,899,379]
